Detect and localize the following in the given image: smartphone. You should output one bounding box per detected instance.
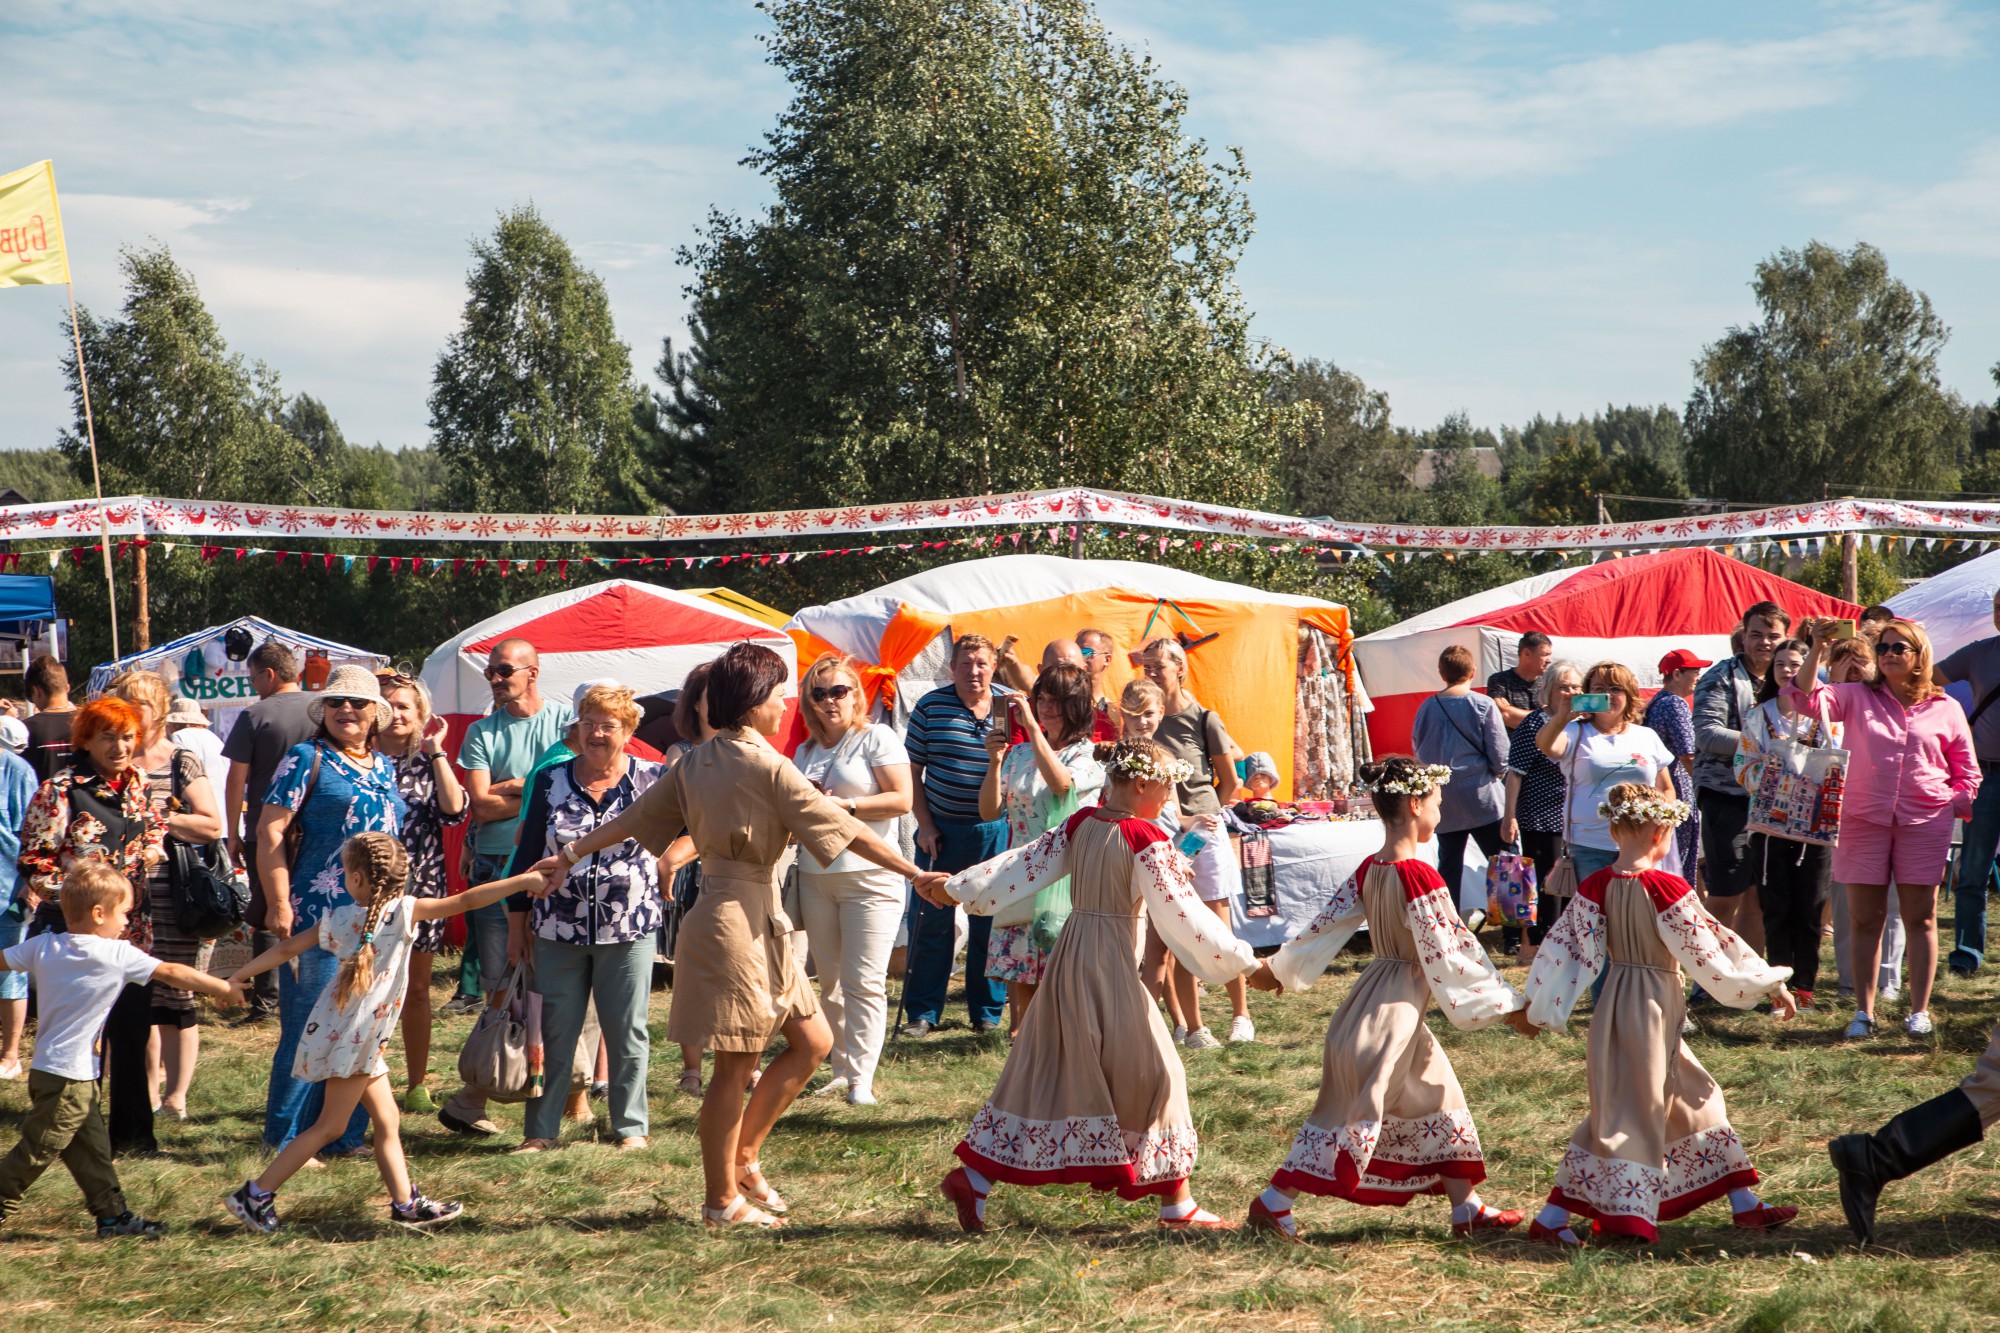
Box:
[1827,618,1856,640]
[1570,693,1612,713]
[1006,694,1030,745]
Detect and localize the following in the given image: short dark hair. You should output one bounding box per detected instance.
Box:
[24,654,67,698]
[1437,645,1475,685]
[247,641,300,682]
[1518,632,1551,653]
[1030,663,1095,746]
[1741,601,1791,632]
[706,642,789,731]
[673,662,714,741]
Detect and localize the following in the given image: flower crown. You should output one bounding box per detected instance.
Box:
[1108,748,1193,786]
[1356,764,1452,797]
[1597,791,1693,828]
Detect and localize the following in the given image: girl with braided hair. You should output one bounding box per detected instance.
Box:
[220,833,530,1233]
[924,737,1259,1233]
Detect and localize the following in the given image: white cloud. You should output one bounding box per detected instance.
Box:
[1162,2,1976,181]
[1844,139,2000,259]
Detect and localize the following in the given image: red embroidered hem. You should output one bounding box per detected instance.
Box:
[954,1142,1186,1202]
[1548,1166,1758,1243]
[1270,1150,1484,1207]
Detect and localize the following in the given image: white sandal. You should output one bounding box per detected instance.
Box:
[702,1194,784,1229]
[737,1161,789,1215]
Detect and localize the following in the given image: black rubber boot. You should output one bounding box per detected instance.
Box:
[1828,1088,1984,1245]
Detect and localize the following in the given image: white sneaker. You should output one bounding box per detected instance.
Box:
[1171,1024,1188,1044]
[1227,1015,1256,1044]
[846,1084,877,1106]
[1845,1013,1874,1040]
[1880,984,1902,1004]
[1181,1027,1223,1051]
[1906,1011,1935,1036]
[810,1076,850,1098]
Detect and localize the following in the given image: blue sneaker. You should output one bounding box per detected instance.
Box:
[95,1211,165,1239]
[225,1180,281,1233]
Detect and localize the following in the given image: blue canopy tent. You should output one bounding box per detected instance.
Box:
[0,575,55,623]
[0,574,62,671]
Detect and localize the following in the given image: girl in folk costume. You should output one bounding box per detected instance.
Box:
[1521,785,1799,1246]
[220,834,529,1233]
[928,738,1259,1233]
[1242,757,1535,1242]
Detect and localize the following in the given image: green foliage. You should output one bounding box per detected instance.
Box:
[659,0,1298,607]
[1272,358,1411,521]
[430,205,651,515]
[1793,542,1901,608]
[0,447,88,502]
[1686,241,1964,502]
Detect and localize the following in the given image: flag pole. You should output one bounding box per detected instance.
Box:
[64,280,119,662]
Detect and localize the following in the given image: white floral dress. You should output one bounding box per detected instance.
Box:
[987,738,1106,985]
[294,895,418,1081]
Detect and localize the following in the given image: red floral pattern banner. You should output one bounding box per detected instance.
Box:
[6,489,2000,552]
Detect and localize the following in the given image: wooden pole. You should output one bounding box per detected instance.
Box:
[134,540,149,651]
[1841,533,1859,604]
[65,281,119,661]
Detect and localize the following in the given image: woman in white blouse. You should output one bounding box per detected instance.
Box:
[792,654,913,1105]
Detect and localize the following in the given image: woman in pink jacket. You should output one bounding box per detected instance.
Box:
[1793,617,1979,1041]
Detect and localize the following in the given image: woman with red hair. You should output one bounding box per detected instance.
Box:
[16,696,166,1150]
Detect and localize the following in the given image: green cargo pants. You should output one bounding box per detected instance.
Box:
[0,1069,128,1221]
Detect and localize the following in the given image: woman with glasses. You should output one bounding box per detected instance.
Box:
[1795,617,1979,1040]
[1535,661,1681,882]
[791,655,913,1105]
[255,666,407,1160]
[374,673,468,1114]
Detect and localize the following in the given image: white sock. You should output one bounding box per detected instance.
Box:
[1451,1196,1496,1225]
[1535,1203,1571,1230]
[1258,1187,1292,1214]
[962,1165,991,1195]
[1728,1187,1761,1212]
[1159,1197,1198,1220]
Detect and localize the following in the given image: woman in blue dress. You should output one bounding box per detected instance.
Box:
[254,666,407,1158]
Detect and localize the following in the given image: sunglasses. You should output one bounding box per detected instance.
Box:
[1877,642,1916,656]
[484,664,527,681]
[810,684,854,703]
[1078,646,1096,658]
[325,697,370,712]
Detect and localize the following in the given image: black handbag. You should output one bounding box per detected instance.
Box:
[169,837,249,940]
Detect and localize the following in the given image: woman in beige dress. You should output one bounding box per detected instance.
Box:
[1243,757,1534,1242]
[542,644,942,1229]
[926,738,1259,1233]
[1522,783,1798,1246]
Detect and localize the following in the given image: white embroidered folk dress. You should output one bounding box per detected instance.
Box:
[945,808,1259,1198]
[1264,856,1521,1203]
[294,895,419,1081]
[1523,866,1791,1241]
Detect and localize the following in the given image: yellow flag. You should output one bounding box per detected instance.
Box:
[0,161,71,287]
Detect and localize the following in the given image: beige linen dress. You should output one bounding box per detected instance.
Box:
[1524,866,1790,1241]
[946,809,1258,1198]
[625,729,863,1054]
[1264,857,1521,1202]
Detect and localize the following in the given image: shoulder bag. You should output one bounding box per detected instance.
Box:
[458,963,533,1103]
[1543,725,1583,899]
[1745,698,1848,847]
[165,750,249,940]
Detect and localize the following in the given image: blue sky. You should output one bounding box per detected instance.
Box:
[2,0,1996,458]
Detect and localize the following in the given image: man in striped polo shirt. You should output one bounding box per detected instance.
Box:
[899,634,1015,1037]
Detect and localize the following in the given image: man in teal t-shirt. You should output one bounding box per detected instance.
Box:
[439,637,572,1139]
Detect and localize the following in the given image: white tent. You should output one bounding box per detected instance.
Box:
[1886,550,2000,661]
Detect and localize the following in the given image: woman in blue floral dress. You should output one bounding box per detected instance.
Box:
[254,666,407,1157]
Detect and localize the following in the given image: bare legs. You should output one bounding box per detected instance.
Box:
[0,997,24,1077]
[1201,898,1250,1021]
[157,1024,197,1116]
[401,951,434,1097]
[1004,981,1038,1038]
[256,1074,414,1205]
[700,1012,833,1210]
[1847,884,1936,1017]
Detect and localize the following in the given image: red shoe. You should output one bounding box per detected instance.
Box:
[1733,1203,1797,1232]
[940,1167,986,1234]
[1159,1210,1238,1232]
[1452,1206,1525,1237]
[1528,1219,1584,1247]
[1245,1196,1301,1243]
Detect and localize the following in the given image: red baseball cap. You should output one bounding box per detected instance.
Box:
[1658,649,1712,674]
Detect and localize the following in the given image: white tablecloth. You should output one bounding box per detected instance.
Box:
[1230,820,1487,950]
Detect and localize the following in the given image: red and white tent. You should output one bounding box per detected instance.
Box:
[420,579,796,734]
[1352,548,1861,754]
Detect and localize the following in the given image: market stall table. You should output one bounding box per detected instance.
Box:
[1230,818,1486,951]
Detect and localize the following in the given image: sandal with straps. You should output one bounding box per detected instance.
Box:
[737,1162,788,1215]
[702,1195,784,1230]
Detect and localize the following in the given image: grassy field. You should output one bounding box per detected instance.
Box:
[4,935,2000,1332]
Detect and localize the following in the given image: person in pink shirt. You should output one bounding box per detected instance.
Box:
[1793,617,1979,1041]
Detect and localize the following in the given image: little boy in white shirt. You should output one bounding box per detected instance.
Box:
[0,860,241,1237]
